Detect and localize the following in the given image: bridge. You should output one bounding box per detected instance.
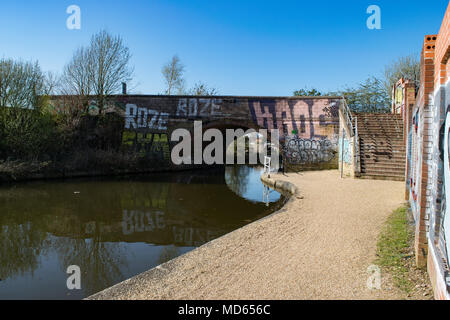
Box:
[50,95,342,171]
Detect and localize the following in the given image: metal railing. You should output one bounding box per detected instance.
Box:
[354,116,360,174]
[263,156,272,177]
[340,97,361,176]
[341,96,354,136]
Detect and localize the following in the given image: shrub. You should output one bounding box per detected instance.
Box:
[0,107,58,160]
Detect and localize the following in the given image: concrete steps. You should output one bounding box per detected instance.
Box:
[353,112,406,181]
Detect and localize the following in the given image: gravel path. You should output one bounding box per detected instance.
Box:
[89,170,406,300]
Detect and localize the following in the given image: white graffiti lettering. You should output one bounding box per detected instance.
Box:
[125,104,168,130]
[176,98,222,117]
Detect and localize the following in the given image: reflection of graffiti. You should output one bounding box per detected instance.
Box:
[172,226,222,247]
[122,131,170,160]
[122,210,165,235]
[284,136,336,164]
[121,210,226,246]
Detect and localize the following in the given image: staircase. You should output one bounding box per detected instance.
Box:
[353,112,405,181]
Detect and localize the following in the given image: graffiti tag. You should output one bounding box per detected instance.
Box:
[125,104,169,130]
[176,98,222,117]
[284,136,336,164]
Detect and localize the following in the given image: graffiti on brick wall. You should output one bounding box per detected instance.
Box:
[122,131,170,160]
[409,110,423,218]
[441,105,450,261]
[125,104,169,130]
[426,90,446,247]
[176,98,223,117]
[248,98,339,165]
[283,136,336,164]
[115,97,341,165]
[248,98,339,139]
[123,103,170,160]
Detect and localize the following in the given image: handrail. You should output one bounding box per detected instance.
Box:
[340,97,361,176]
[354,116,360,174]
[263,156,272,177]
[341,96,354,136]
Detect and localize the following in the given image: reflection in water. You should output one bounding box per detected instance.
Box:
[225,166,281,203]
[0,166,284,299]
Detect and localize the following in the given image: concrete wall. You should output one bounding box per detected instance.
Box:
[337,107,356,178]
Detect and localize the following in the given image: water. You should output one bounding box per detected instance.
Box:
[0,166,284,300]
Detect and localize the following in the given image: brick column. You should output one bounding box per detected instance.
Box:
[414,35,437,268]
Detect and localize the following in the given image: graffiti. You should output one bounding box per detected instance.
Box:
[125,104,169,130]
[176,98,222,117]
[442,107,450,261]
[122,131,170,160]
[393,84,404,114]
[247,98,339,166]
[283,136,336,164]
[248,99,339,140]
[409,110,423,218]
[339,137,352,164]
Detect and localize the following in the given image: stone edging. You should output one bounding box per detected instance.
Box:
[260,173,300,197]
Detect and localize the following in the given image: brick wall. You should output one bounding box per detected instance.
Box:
[408,36,437,267]
[405,1,450,299]
[50,95,342,171]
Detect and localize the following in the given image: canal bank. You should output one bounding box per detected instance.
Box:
[88,170,408,300]
[0,166,284,299]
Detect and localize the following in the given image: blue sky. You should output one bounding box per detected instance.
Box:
[0,0,448,96]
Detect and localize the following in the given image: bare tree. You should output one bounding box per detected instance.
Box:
[61,47,92,96]
[43,71,60,96]
[188,81,218,96]
[162,55,185,95]
[88,30,134,111]
[0,58,45,109]
[61,30,134,113]
[384,54,420,99]
[60,47,94,113]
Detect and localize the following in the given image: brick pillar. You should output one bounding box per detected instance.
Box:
[415,35,437,268]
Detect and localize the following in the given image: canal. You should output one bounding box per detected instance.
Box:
[0,166,284,300]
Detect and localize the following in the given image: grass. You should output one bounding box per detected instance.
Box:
[375,206,414,293]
